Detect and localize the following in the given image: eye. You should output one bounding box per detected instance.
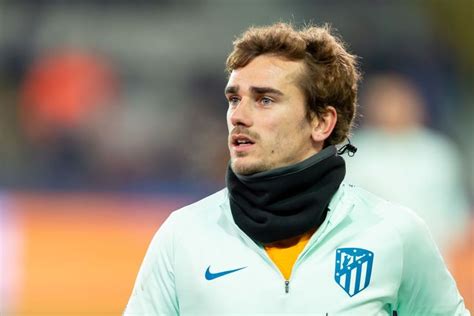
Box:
[260,96,273,106]
[228,96,240,106]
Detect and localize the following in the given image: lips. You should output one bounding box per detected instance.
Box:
[230,134,255,152]
[231,134,255,146]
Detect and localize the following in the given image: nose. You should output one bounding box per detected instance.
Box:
[228,98,253,127]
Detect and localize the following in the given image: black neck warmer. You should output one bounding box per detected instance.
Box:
[226,145,346,244]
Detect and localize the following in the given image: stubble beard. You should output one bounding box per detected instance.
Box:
[229,126,268,175]
[230,138,313,176]
[230,154,270,175]
[228,119,311,175]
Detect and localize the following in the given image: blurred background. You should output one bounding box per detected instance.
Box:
[0,0,472,314]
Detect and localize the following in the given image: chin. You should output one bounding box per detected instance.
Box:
[231,158,268,175]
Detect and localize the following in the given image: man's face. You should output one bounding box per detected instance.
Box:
[226,55,319,175]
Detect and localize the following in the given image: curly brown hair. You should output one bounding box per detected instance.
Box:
[226,23,361,146]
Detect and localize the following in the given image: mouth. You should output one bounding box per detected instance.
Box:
[231,134,255,151]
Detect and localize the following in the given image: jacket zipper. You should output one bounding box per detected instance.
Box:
[283,216,334,295]
[236,229,293,294]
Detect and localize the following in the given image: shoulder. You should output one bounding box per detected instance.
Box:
[341,183,432,242]
[170,188,227,220]
[145,188,228,250]
[159,188,229,235]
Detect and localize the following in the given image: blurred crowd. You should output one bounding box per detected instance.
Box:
[0,46,228,191]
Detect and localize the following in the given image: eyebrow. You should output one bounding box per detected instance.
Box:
[250,86,284,96]
[225,86,239,94]
[224,85,284,96]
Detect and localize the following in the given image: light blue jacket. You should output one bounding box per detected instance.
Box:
[125,183,469,315]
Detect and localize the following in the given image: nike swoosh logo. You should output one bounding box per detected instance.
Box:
[205,265,247,280]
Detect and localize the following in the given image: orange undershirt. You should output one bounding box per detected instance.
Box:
[264,229,316,280]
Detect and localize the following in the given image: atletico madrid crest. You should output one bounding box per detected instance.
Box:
[334,247,374,297]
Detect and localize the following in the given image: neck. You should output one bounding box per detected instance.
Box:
[226,145,346,243]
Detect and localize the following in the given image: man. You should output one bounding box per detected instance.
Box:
[125,23,469,315]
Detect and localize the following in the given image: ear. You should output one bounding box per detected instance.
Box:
[310,106,338,143]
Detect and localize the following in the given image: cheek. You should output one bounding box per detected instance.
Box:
[261,120,292,151]
[260,115,282,132]
[226,112,233,132]
[266,116,293,135]
[276,120,311,147]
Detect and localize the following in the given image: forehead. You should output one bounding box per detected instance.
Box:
[226,55,304,91]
